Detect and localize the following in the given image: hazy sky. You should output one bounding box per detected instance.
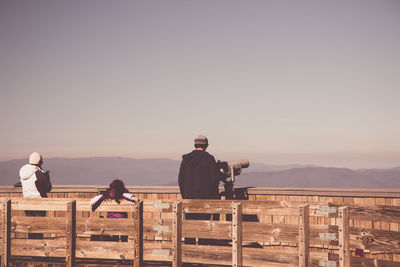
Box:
[1,1,399,169]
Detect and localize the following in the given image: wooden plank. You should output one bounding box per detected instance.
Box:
[339,206,350,267]
[172,201,182,267]
[159,219,334,246]
[350,256,400,267]
[76,240,135,260]
[232,202,242,267]
[182,199,304,215]
[2,185,400,197]
[76,218,136,236]
[76,202,139,212]
[66,201,76,267]
[181,245,300,266]
[1,199,11,267]
[12,216,66,234]
[182,220,231,239]
[328,203,400,223]
[349,227,400,252]
[11,239,66,257]
[299,204,309,267]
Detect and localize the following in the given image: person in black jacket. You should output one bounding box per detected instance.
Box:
[178,135,221,199]
[178,135,225,245]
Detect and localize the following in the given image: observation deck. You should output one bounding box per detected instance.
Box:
[1,186,399,267]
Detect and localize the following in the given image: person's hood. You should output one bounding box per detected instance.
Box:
[19,164,38,180]
[182,150,208,167]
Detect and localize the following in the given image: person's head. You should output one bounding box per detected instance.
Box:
[29,152,43,166]
[194,135,208,150]
[107,179,128,202]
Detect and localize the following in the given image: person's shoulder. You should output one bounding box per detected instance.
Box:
[181,150,195,159]
[204,151,215,159]
[19,164,38,179]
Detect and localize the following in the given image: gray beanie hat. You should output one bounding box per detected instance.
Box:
[194,135,208,145]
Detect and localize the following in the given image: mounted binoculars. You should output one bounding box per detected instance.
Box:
[217,159,250,183]
[216,159,250,199]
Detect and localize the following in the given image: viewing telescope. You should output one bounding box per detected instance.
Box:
[216,159,250,199]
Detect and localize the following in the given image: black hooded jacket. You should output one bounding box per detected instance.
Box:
[178,150,220,199]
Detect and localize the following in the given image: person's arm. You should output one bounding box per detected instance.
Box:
[122,192,139,202]
[35,169,52,197]
[90,194,105,211]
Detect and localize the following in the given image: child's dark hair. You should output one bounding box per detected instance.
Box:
[106,179,128,204]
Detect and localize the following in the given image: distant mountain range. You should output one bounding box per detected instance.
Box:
[1,157,399,188]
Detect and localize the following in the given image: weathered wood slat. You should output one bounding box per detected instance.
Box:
[182,245,300,266]
[10,202,69,211]
[75,202,137,212]
[182,200,302,215]
[182,220,231,239]
[76,240,135,260]
[182,199,335,217]
[329,203,400,223]
[349,227,400,252]
[182,220,336,246]
[350,256,400,267]
[11,239,66,257]
[76,218,136,236]
[12,216,66,234]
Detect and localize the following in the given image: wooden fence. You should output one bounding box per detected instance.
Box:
[1,197,400,266]
[141,199,400,267]
[1,198,142,267]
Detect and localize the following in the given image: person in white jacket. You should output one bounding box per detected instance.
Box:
[19,152,52,239]
[19,152,52,198]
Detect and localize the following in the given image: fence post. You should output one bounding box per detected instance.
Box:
[1,199,11,267]
[133,201,143,267]
[339,206,350,267]
[66,201,76,267]
[172,201,182,267]
[299,204,309,267]
[232,202,242,267]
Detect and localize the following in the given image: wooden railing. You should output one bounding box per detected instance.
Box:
[141,199,400,267]
[1,197,400,267]
[1,198,142,267]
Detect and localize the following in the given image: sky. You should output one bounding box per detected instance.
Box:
[1,1,399,169]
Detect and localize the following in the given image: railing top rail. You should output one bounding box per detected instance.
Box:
[2,185,400,197]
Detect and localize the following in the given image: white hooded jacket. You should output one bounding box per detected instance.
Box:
[19,164,51,198]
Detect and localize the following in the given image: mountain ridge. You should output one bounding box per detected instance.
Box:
[1,157,399,188]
